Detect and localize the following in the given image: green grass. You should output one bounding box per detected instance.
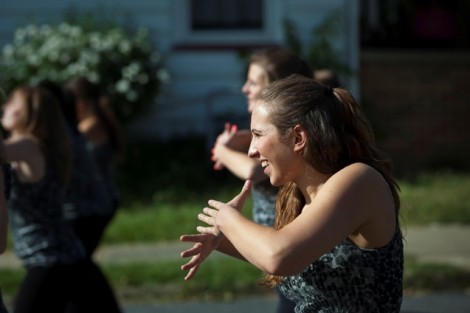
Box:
[104,164,470,244]
[105,257,269,303]
[399,170,470,225]
[404,256,470,293]
[103,194,253,244]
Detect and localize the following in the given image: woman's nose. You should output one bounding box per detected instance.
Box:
[241,82,249,95]
[247,142,258,158]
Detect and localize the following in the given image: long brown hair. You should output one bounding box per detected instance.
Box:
[65,77,124,160]
[249,47,313,82]
[13,85,72,185]
[259,75,401,286]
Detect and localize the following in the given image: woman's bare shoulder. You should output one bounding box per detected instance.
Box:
[330,163,381,186]
[320,163,390,209]
[5,134,40,147]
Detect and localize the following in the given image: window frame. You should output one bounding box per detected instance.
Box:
[190,0,263,31]
[172,0,282,47]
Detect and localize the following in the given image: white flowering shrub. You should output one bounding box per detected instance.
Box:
[0,22,169,123]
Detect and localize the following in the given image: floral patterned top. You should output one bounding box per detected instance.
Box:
[251,179,278,227]
[279,227,404,313]
[8,163,85,268]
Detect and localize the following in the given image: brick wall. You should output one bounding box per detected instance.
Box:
[360,51,470,176]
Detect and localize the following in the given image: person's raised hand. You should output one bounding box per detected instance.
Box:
[179,181,252,281]
[196,180,252,235]
[179,233,223,281]
[226,179,252,211]
[211,123,237,170]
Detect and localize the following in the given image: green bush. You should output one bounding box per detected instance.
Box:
[0,21,168,123]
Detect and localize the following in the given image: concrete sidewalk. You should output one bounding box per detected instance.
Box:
[1,225,469,269]
[85,224,470,270]
[93,224,470,270]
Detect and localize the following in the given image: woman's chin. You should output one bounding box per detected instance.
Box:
[269,177,282,187]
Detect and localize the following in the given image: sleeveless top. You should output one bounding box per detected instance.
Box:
[279,227,404,313]
[251,179,278,226]
[63,131,113,220]
[8,163,85,268]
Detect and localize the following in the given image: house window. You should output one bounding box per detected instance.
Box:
[172,0,281,48]
[190,0,263,30]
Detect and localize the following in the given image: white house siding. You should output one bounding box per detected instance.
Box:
[149,51,248,142]
[0,0,359,141]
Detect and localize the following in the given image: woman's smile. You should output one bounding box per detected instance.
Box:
[261,160,270,174]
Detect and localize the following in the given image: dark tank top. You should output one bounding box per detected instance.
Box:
[87,141,118,210]
[63,131,113,220]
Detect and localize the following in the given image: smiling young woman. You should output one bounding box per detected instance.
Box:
[181,75,403,313]
[209,48,313,313]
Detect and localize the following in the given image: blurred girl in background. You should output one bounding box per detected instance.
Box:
[1,84,118,313]
[65,77,123,254]
[38,80,122,313]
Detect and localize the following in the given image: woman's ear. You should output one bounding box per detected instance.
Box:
[292,124,307,153]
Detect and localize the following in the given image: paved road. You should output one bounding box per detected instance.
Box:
[121,292,470,313]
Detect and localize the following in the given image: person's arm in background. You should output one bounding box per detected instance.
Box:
[212,123,266,182]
